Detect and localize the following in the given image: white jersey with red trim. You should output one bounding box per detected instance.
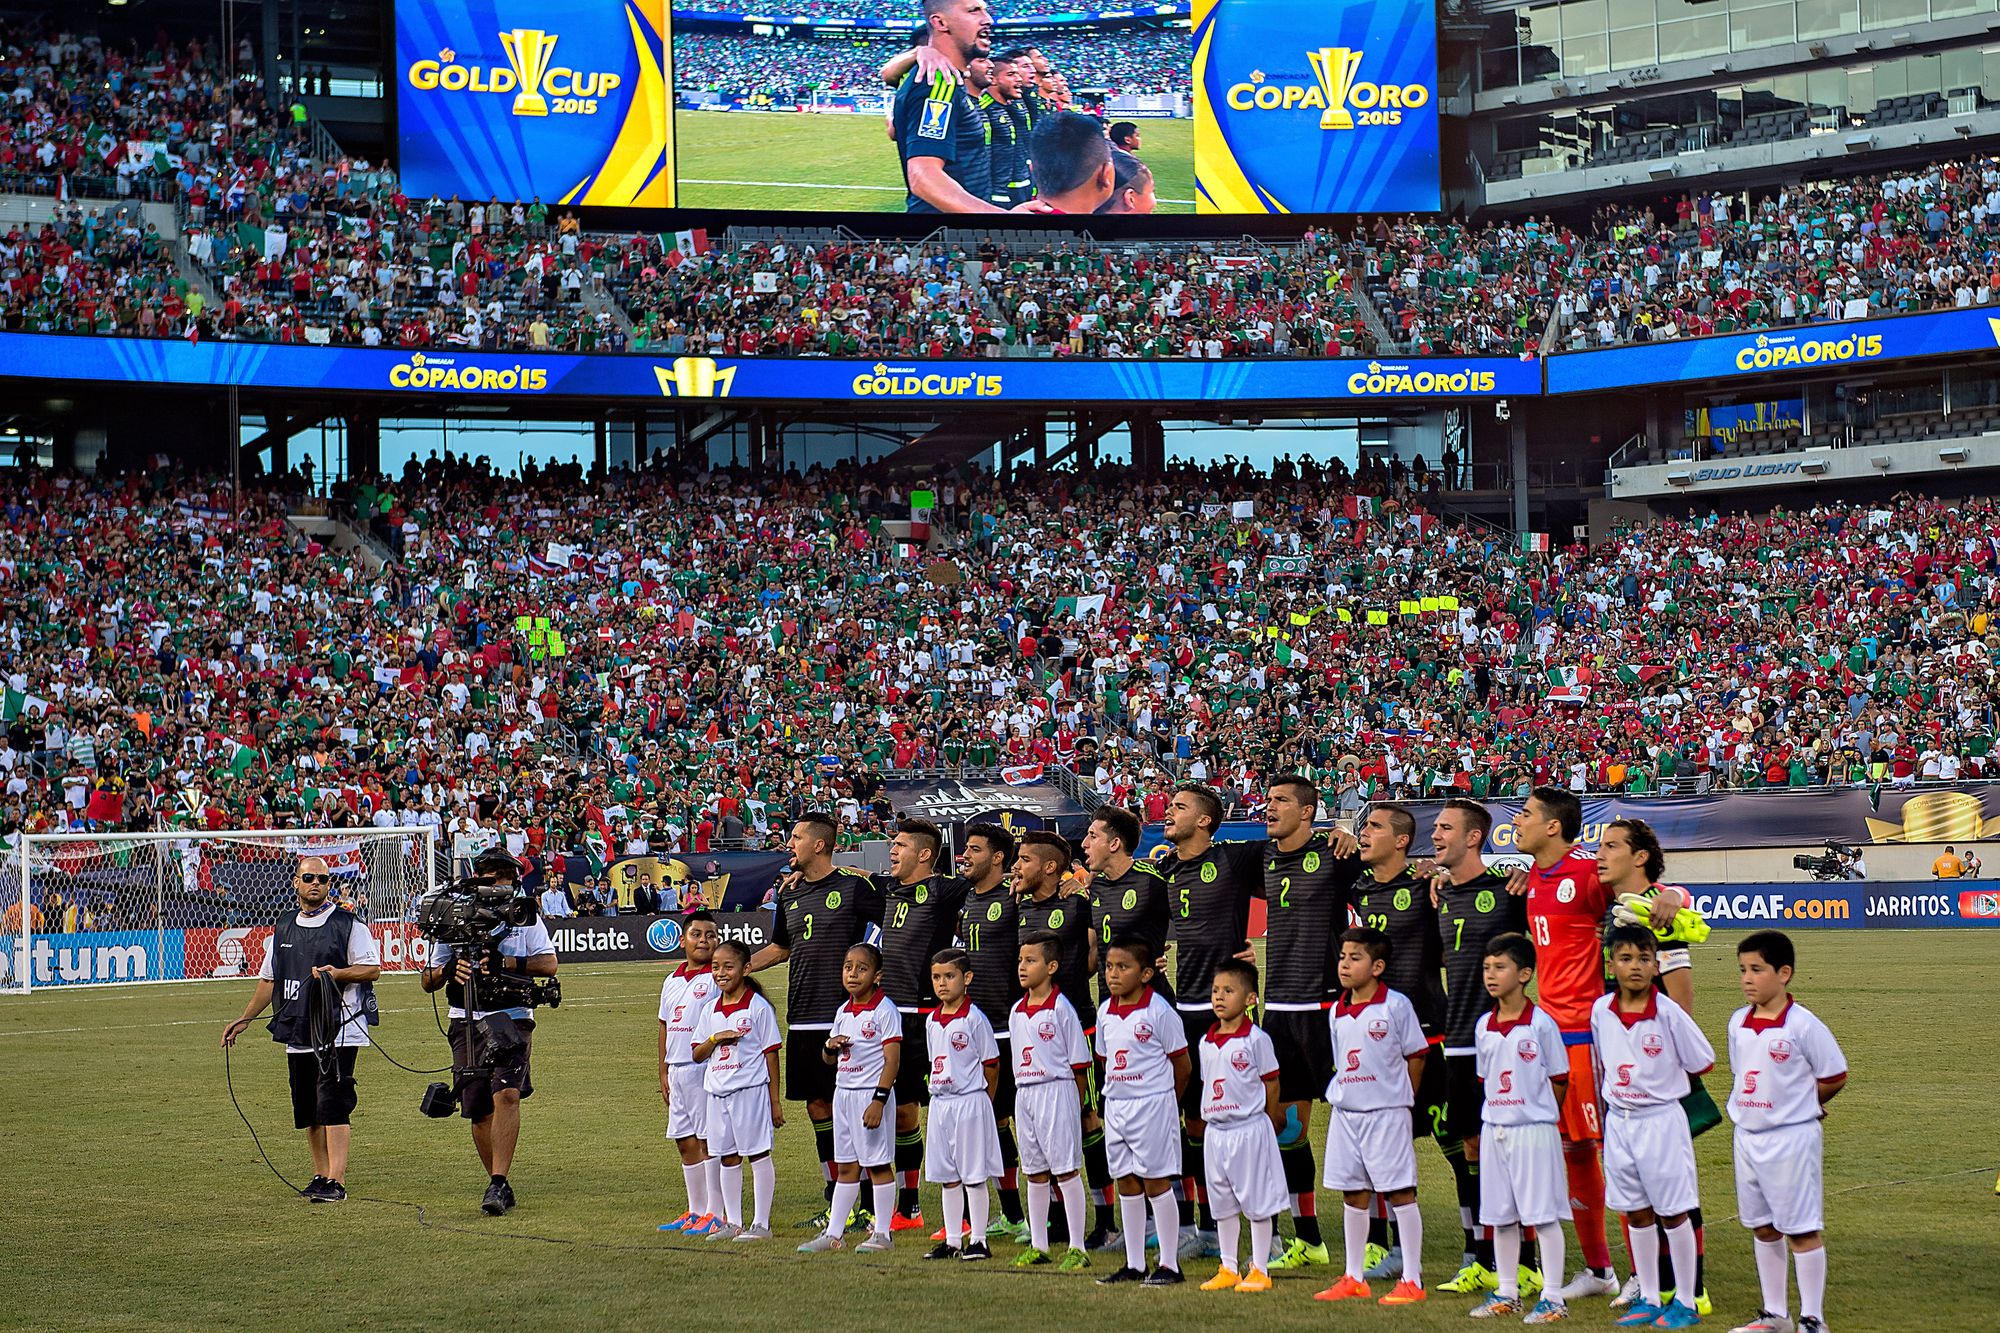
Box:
[927,1001,1001,1098]
[829,990,902,1090]
[1590,991,1716,1111]
[658,964,718,1066]
[696,991,781,1095]
[1094,987,1187,1101]
[1727,998,1847,1132]
[1009,991,1091,1087]
[1473,1001,1568,1127]
[1326,986,1428,1111]
[1199,1022,1280,1125]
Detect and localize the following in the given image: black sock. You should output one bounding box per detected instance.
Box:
[1369,1196,1391,1251]
[1082,1126,1113,1231]
[895,1129,924,1216]
[1185,1136,1213,1230]
[490,1174,506,1186]
[1691,1207,1706,1297]
[1278,1137,1322,1246]
[813,1116,836,1205]
[997,1124,1023,1223]
[1446,1141,1492,1266]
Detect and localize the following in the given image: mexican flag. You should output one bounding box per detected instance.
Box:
[2,687,49,721]
[1615,665,1668,686]
[580,828,610,875]
[223,738,263,778]
[1275,642,1310,668]
[1055,593,1107,619]
[1342,496,1384,521]
[674,228,710,257]
[1546,666,1581,689]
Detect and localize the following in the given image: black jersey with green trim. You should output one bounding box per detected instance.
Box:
[770,868,882,1027]
[1351,865,1446,1034]
[957,880,1022,1027]
[892,69,991,213]
[1163,839,1266,1005]
[1089,858,1171,999]
[876,871,968,1010]
[978,92,1024,206]
[1437,865,1528,1051]
[1261,841,1354,1006]
[1002,101,1033,204]
[1018,889,1095,1029]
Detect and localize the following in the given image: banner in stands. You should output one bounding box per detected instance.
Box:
[598,851,793,913]
[1546,305,2000,394]
[395,0,674,207]
[0,335,1534,404]
[884,779,1092,844]
[543,911,771,962]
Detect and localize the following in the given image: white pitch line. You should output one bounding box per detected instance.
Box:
[682,177,1197,205]
[0,990,664,1038]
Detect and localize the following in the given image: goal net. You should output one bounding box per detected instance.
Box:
[2,827,438,993]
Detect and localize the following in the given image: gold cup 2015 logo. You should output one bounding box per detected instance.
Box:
[654,356,736,398]
[405,32,621,116]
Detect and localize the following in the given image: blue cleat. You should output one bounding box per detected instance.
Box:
[1617,1302,1667,1327]
[1654,1299,1703,1329]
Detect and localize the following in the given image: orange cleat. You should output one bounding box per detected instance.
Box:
[1315,1276,1373,1302]
[928,1222,972,1242]
[1235,1270,1274,1293]
[1379,1279,1429,1305]
[890,1211,928,1233]
[1200,1267,1243,1291]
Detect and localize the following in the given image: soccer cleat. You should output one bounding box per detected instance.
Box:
[959,1242,992,1262]
[890,1210,927,1233]
[301,1176,330,1201]
[1085,1225,1123,1253]
[855,1233,895,1254]
[1694,1290,1714,1318]
[1366,1245,1405,1281]
[1612,1275,1646,1310]
[1234,1270,1273,1293]
[1097,1265,1147,1285]
[1727,1313,1795,1333]
[1364,1242,1390,1274]
[480,1180,509,1216]
[1175,1227,1209,1263]
[1013,1247,1052,1268]
[731,1224,771,1242]
[681,1214,718,1238]
[1270,1237,1332,1270]
[1556,1268,1621,1301]
[658,1211,695,1233]
[1441,1262,1500,1293]
[1057,1246,1092,1272]
[798,1207,831,1232]
[1142,1265,1187,1286]
[704,1221,743,1241]
[1468,1294,1522,1318]
[316,1181,347,1203]
[852,1208,875,1234]
[929,1221,973,1242]
[1200,1266,1243,1291]
[1523,1297,1572,1324]
[1315,1276,1373,1302]
[923,1242,960,1261]
[1796,1319,1827,1333]
[1520,1265,1545,1297]
[796,1233,843,1253]
[1653,1298,1703,1329]
[988,1217,1029,1243]
[1379,1279,1428,1305]
[1616,1301,1666,1326]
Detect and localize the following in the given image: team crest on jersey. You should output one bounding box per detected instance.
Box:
[1036,1019,1057,1041]
[950,1029,971,1051]
[919,96,951,140]
[861,1021,879,1039]
[1556,879,1576,903]
[1048,909,1065,928]
[1229,1047,1252,1072]
[987,901,1004,922]
[1517,1039,1538,1062]
[1367,1017,1390,1041]
[1122,889,1137,911]
[826,890,843,910]
[916,884,929,904]
[1304,851,1321,873]
[1476,890,1495,913]
[1641,1033,1664,1058]
[1769,1038,1793,1063]
[1394,888,1411,910]
[1132,1022,1154,1044]
[1200,862,1218,883]
[735,1016,753,1035]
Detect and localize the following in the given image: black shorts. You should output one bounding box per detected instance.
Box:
[287,1046,358,1129]
[896,1011,931,1105]
[1263,1006,1334,1104]
[1444,1053,1483,1143]
[786,1027,838,1105]
[991,1036,1017,1122]
[1413,1038,1451,1145]
[1177,1006,1213,1119]
[447,1017,535,1122]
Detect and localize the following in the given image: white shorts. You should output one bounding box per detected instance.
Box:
[665,1061,709,1141]
[1016,1078,1084,1176]
[1479,1121,1566,1227]
[927,1092,1003,1184]
[705,1086,774,1158]
[1603,1103,1700,1216]
[1734,1121,1824,1235]
[1657,946,1691,975]
[1322,1105,1417,1194]
[833,1084,897,1168]
[1106,1091,1183,1180]
[1204,1116,1288,1221]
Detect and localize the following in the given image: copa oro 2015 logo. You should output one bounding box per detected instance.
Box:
[405,30,622,117]
[1226,46,1430,128]
[389,352,550,392]
[1732,330,1885,371]
[1345,360,1495,395]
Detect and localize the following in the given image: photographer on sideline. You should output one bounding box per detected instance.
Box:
[419,848,558,1215]
[221,856,382,1203]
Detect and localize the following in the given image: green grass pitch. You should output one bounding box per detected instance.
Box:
[675,110,1197,214]
[5,929,1997,1330]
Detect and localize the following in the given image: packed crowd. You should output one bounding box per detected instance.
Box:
[5,457,1997,869]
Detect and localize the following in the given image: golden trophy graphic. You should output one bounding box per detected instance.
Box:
[500,28,557,117]
[1307,46,1363,130]
[654,356,736,398]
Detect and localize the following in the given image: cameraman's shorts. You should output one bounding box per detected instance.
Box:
[288,1047,359,1129]
[448,1017,535,1120]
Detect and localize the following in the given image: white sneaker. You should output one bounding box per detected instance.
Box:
[732,1224,771,1242]
[1554,1267,1620,1301]
[1364,1244,1404,1281]
[1610,1273,1645,1309]
[1728,1314,1796,1333]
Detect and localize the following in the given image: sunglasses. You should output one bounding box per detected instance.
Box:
[298,873,332,884]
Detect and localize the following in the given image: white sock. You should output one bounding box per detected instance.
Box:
[682,1162,707,1218]
[827,1178,860,1239]
[1496,1224,1522,1299]
[1630,1223,1662,1305]
[1149,1190,1180,1272]
[1344,1203,1370,1280]
[703,1155,723,1216]
[1794,1244,1827,1321]
[1392,1202,1424,1286]
[719,1162,743,1225]
[967,1181,991,1239]
[1538,1223,1565,1302]
[750,1155,773,1229]
[1663,1221,1698,1306]
[1249,1215,1274,1277]
[943,1184,965,1249]
[1754,1237,1790,1318]
[1056,1175,1087,1250]
[1027,1179,1052,1252]
[872,1179,896,1237]
[1121,1193,1149,1271]
[1216,1212,1242,1275]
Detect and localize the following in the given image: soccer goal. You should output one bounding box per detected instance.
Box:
[2,826,439,993]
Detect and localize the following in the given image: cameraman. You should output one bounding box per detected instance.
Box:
[220,856,381,1203]
[1842,845,1868,880]
[419,849,558,1215]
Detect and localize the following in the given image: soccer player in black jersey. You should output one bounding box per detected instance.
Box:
[876,817,968,1229]
[1428,797,1527,1294]
[892,0,999,213]
[1259,774,1352,1271]
[1013,828,1095,1246]
[750,813,882,1227]
[956,822,1025,1235]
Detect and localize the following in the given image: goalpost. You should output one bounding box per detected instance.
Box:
[2,826,439,993]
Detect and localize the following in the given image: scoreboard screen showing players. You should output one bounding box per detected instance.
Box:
[395,0,675,208]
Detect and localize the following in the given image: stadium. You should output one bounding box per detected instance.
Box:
[4,0,2000,1328]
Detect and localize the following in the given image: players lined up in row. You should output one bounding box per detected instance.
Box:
[658,785,1847,1332]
